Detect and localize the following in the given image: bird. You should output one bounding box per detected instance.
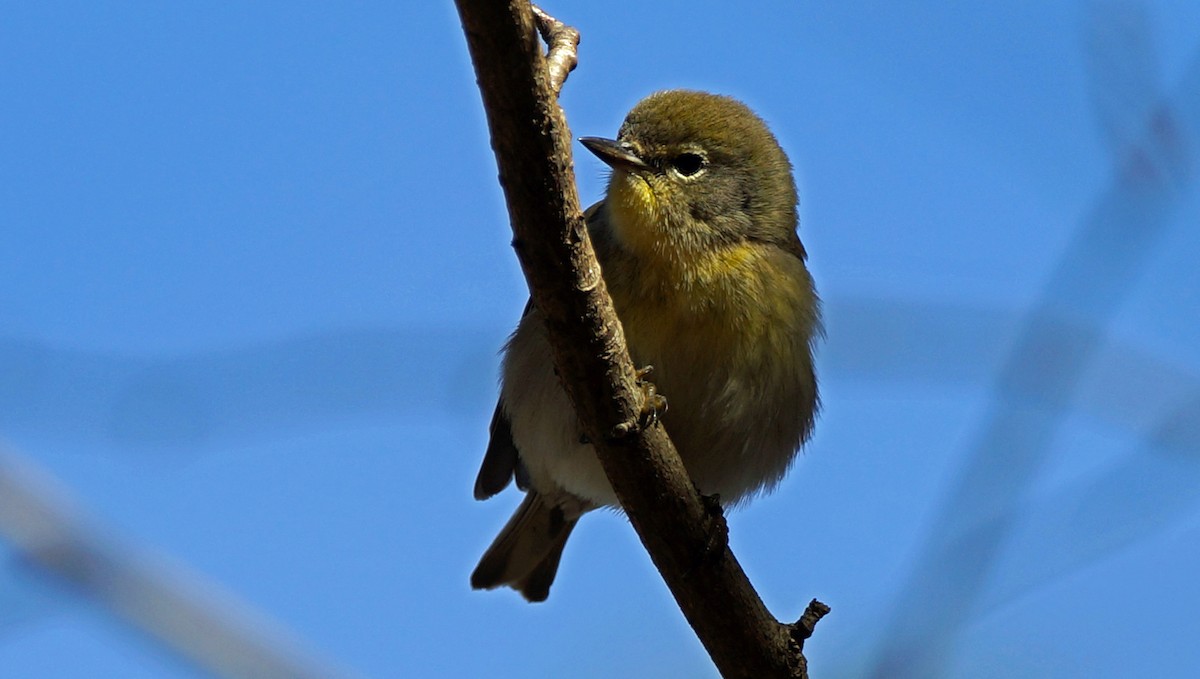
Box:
[470,89,821,602]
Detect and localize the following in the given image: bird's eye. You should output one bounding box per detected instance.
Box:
[670,152,706,177]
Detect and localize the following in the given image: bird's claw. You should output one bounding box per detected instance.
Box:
[636,365,667,428]
[700,492,728,558]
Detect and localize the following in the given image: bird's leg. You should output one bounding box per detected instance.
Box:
[679,493,729,581]
[608,366,668,439]
[699,492,729,558]
[635,365,668,428]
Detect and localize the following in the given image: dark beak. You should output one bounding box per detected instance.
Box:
[579,137,651,173]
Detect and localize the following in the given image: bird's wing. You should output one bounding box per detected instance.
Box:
[473,400,521,500]
[777,229,808,262]
[473,298,536,500]
[474,201,606,501]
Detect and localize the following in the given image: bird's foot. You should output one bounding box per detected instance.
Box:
[635,365,668,428]
[699,492,729,558]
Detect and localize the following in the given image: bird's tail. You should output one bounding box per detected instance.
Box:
[471,492,582,602]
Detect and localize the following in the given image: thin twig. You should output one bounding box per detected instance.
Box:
[532,5,580,95]
[792,599,833,645]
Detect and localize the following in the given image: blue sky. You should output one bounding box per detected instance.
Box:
[2,2,1199,677]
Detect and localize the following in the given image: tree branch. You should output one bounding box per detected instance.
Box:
[531,5,579,95]
[453,3,825,676]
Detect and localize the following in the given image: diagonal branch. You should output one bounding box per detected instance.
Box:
[453,2,825,677]
[0,448,361,679]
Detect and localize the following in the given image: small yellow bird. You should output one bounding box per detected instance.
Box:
[471,90,821,601]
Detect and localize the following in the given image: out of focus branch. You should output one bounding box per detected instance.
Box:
[0,448,361,679]
[868,4,1200,675]
[452,2,824,677]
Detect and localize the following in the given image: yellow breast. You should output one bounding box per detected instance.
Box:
[601,169,815,373]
